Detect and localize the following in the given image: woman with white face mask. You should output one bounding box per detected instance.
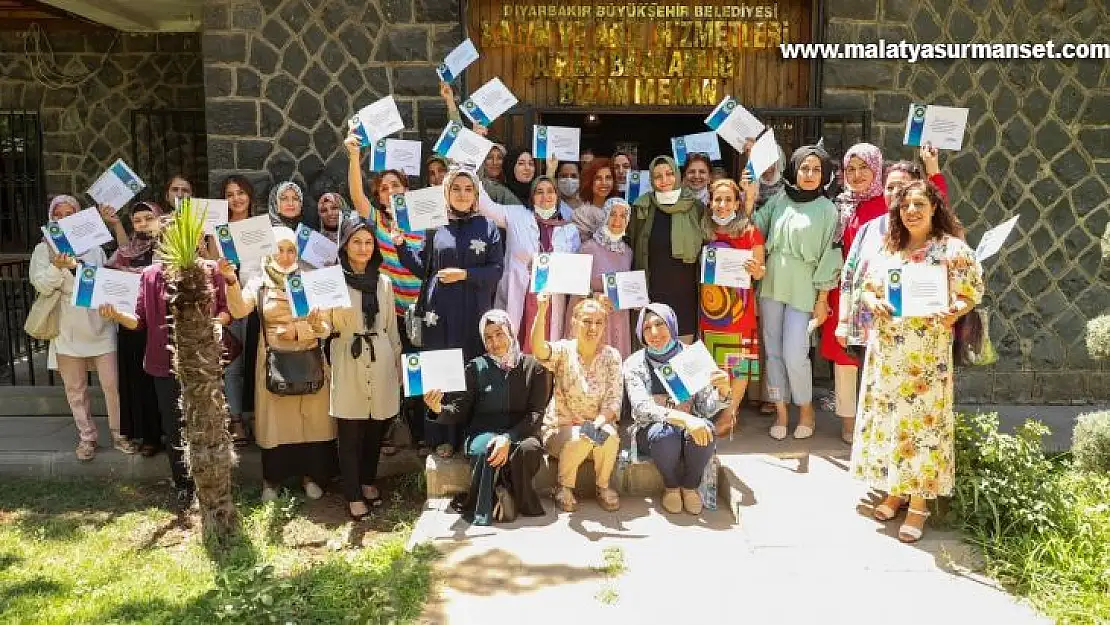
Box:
[628,155,706,340]
[569,197,634,358]
[555,161,582,219]
[478,175,581,352]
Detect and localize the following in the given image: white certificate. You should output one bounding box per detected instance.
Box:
[433,121,493,168]
[654,341,717,404]
[671,131,722,165]
[705,96,766,154]
[71,264,141,317]
[601,270,649,310]
[286,265,351,318]
[903,103,970,151]
[701,246,753,289]
[191,199,229,236]
[461,77,518,126]
[295,223,338,268]
[216,215,275,266]
[532,125,581,161]
[888,264,949,318]
[530,252,592,295]
[86,159,146,212]
[402,349,467,398]
[436,38,479,83]
[392,185,448,233]
[42,207,112,256]
[353,95,405,146]
[371,138,422,177]
[745,129,779,180]
[625,170,652,202]
[975,215,1019,262]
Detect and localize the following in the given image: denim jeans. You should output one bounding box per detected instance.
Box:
[759,298,813,405]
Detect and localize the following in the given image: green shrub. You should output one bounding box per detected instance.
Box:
[1086,316,1110,360]
[1073,410,1110,474]
[950,412,1076,538]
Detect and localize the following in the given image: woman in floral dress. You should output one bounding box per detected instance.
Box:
[849,180,984,543]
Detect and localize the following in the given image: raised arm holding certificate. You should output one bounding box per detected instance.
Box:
[71,264,141,317]
[461,77,518,126]
[86,159,146,213]
[654,341,717,404]
[903,103,970,151]
[392,186,448,232]
[402,349,467,397]
[745,129,779,179]
[888,264,949,317]
[436,38,479,83]
[286,265,352,317]
[42,207,112,256]
[602,270,649,310]
[433,121,493,168]
[371,139,422,177]
[701,246,754,289]
[532,125,581,161]
[705,96,766,153]
[671,131,722,165]
[352,96,405,147]
[295,224,338,268]
[530,252,592,296]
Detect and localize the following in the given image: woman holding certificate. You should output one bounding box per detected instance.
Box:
[849,180,983,543]
[698,178,766,436]
[532,295,624,513]
[218,175,259,447]
[222,227,337,502]
[424,310,551,525]
[326,219,401,520]
[396,169,505,458]
[753,145,842,441]
[570,197,634,359]
[479,175,580,353]
[624,304,730,516]
[31,196,131,462]
[629,156,705,340]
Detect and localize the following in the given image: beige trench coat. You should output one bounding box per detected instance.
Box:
[328,276,401,421]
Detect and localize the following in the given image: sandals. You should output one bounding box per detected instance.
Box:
[873,495,908,521]
[555,486,577,512]
[362,485,384,508]
[769,423,788,440]
[596,487,620,512]
[348,501,371,521]
[899,508,931,543]
[435,444,454,458]
[112,434,138,455]
[75,440,96,462]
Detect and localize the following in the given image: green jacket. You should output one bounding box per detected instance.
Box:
[629,189,705,280]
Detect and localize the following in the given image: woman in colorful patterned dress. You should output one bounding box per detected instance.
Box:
[849,179,984,543]
[698,177,765,437]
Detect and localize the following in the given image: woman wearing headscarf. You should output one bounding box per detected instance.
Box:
[574,158,617,240]
[624,304,730,515]
[479,175,580,353]
[222,226,337,502]
[502,148,537,208]
[532,294,623,513]
[821,143,886,444]
[753,144,842,441]
[424,310,551,525]
[681,153,713,206]
[268,181,304,229]
[629,156,705,339]
[698,178,766,436]
[569,197,634,359]
[317,192,352,243]
[31,196,131,461]
[106,201,163,456]
[396,168,505,457]
[327,218,400,520]
[850,179,983,543]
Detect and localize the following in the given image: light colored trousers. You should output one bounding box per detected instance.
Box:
[759,298,813,406]
[56,352,121,443]
[544,423,620,490]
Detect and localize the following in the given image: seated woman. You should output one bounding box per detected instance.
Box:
[424,310,552,525]
[624,304,731,515]
[532,294,623,513]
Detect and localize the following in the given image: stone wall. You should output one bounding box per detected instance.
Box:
[0,25,204,202]
[201,0,463,215]
[822,0,1110,403]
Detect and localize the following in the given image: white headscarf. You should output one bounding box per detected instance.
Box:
[479,309,521,371]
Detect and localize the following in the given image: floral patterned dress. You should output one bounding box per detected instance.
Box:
[849,236,984,499]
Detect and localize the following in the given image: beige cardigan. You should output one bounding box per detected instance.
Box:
[328,276,402,421]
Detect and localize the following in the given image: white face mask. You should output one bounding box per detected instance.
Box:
[617,181,628,193]
[655,189,682,205]
[604,227,625,242]
[535,204,559,219]
[557,178,580,197]
[711,212,736,226]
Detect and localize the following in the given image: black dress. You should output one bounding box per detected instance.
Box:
[117,249,163,446]
[647,210,700,336]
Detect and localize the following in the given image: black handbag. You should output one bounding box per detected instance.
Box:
[259,286,325,396]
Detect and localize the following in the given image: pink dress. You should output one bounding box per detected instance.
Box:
[569,238,634,359]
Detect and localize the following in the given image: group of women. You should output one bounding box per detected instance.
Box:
[32,89,984,541]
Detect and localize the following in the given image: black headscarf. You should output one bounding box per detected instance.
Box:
[338,219,384,360]
[503,148,536,208]
[783,144,835,203]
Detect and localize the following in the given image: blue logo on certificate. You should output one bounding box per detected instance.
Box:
[110,161,142,193]
[74,265,97,309]
[372,139,388,171]
[626,172,646,202]
[44,222,75,255]
[672,137,688,165]
[434,122,462,157]
[535,125,549,159]
[392,195,412,232]
[405,354,423,396]
[463,100,491,127]
[703,248,718,284]
[887,268,903,317]
[658,363,692,403]
[604,273,620,308]
[215,224,239,265]
[905,104,927,147]
[705,96,736,131]
[295,224,312,255]
[436,62,453,83]
[532,253,551,292]
[287,273,310,318]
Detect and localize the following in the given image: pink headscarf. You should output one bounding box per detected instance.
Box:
[106,201,164,271]
[833,143,884,244]
[47,195,81,221]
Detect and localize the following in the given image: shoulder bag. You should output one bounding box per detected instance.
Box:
[24,287,62,341]
[403,229,437,347]
[259,286,325,396]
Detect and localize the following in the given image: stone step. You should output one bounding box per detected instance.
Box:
[0,386,104,417]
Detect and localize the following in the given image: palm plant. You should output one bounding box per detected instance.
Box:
[159,198,240,549]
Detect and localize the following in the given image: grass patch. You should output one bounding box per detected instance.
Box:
[592,546,627,605]
[0,475,436,624]
[946,413,1110,624]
